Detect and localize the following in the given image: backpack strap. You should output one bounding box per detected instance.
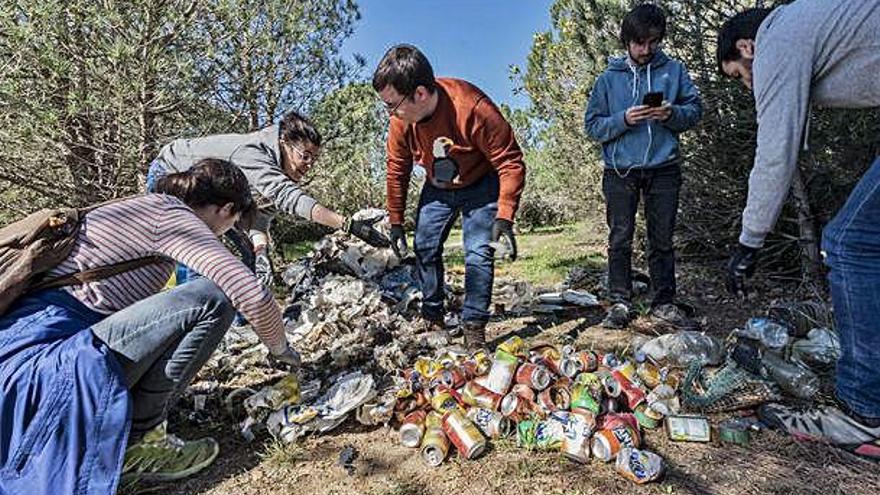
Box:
[30,255,169,292]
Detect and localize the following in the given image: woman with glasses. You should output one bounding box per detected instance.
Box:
[146,112,390,291]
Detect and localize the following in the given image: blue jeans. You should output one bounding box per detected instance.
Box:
[823,156,880,419]
[414,173,499,324]
[91,278,234,435]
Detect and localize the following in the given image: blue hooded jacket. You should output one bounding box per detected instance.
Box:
[584,50,702,171]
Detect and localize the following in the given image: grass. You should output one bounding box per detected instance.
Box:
[276,221,607,287]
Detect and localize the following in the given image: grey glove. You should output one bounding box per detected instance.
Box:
[491,219,518,261]
[345,216,391,248]
[270,345,302,370]
[255,250,274,287]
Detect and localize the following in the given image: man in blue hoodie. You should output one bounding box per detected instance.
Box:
[584,3,702,329]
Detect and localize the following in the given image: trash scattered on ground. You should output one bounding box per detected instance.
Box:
[638,331,725,367]
[337,444,359,476]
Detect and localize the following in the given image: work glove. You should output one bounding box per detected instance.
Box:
[344,216,391,248]
[270,345,302,370]
[725,243,759,296]
[254,249,274,287]
[389,224,410,259]
[491,219,518,262]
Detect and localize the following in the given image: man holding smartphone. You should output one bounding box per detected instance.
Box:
[584,3,702,329]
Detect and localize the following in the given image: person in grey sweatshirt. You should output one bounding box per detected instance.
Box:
[718,0,880,458]
[584,3,702,330]
[148,112,390,288]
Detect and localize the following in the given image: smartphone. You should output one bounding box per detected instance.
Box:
[642,91,664,107]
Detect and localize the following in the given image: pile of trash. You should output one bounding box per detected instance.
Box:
[373,335,688,484]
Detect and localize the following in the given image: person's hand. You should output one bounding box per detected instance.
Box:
[624,105,653,126]
[726,243,760,296]
[344,216,391,248]
[389,224,409,259]
[254,248,274,287]
[491,219,517,261]
[270,345,302,370]
[650,102,673,122]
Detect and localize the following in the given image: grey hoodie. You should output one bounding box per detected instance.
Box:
[154,125,317,225]
[740,0,880,248]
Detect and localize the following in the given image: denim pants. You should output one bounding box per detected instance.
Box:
[91,278,234,435]
[146,161,256,281]
[602,163,681,306]
[822,156,880,419]
[414,173,499,324]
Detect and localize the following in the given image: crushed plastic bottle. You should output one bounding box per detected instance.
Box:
[638,331,725,367]
[767,301,833,338]
[791,327,841,369]
[735,317,790,349]
[760,351,819,400]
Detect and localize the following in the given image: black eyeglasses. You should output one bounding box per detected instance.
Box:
[383,93,411,115]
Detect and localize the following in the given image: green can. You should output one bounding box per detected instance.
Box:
[570,384,600,414]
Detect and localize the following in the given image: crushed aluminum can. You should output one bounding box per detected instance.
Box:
[439,366,468,389]
[484,348,518,395]
[497,335,524,356]
[596,370,621,398]
[420,412,449,467]
[399,409,427,448]
[561,411,595,463]
[441,409,487,460]
[614,360,638,383]
[537,379,572,412]
[665,415,711,442]
[633,403,662,429]
[592,415,641,462]
[612,369,646,409]
[577,351,599,372]
[636,360,661,389]
[616,447,665,484]
[500,390,538,422]
[460,379,502,410]
[601,352,621,369]
[466,407,513,439]
[430,389,460,413]
[575,372,605,400]
[517,414,566,450]
[515,362,552,390]
[570,383,601,414]
[557,356,582,378]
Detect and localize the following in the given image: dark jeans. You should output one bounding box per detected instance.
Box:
[414,173,499,324]
[91,278,234,436]
[602,163,681,306]
[823,156,880,419]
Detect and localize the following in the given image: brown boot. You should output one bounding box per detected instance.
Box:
[462,321,487,353]
[412,316,445,335]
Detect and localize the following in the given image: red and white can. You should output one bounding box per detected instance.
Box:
[442,410,487,460]
[399,409,427,448]
[466,407,513,439]
[460,379,502,411]
[515,363,552,390]
[484,349,518,395]
[420,412,449,467]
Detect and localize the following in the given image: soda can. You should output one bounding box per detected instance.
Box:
[601,352,621,369]
[460,380,502,410]
[497,335,524,356]
[537,380,572,412]
[596,370,621,397]
[439,367,468,389]
[430,389,460,413]
[558,356,582,378]
[560,344,577,357]
[442,410,487,460]
[484,349,518,395]
[561,411,594,463]
[636,360,661,389]
[612,369,646,409]
[575,372,605,400]
[420,413,450,467]
[466,407,513,439]
[577,351,599,372]
[591,424,640,462]
[633,403,660,430]
[515,362,552,390]
[399,409,427,448]
[616,447,665,484]
[517,415,566,450]
[615,360,638,383]
[510,383,536,402]
[500,391,537,422]
[570,383,601,414]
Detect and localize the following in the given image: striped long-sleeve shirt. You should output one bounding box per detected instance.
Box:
[47,194,287,353]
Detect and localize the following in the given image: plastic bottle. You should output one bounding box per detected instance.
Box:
[760,351,820,399]
[736,317,790,349]
[791,327,841,369]
[767,301,833,338]
[638,331,725,367]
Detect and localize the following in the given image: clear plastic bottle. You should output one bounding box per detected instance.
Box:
[760,351,819,399]
[736,317,790,349]
[638,331,725,367]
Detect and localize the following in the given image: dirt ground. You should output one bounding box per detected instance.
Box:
[127,233,880,495]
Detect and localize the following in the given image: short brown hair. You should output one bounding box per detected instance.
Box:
[279,111,321,147]
[372,44,436,96]
[155,158,256,228]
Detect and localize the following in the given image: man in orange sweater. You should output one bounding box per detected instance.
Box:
[372,44,526,351]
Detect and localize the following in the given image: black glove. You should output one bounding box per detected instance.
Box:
[389,224,410,259]
[726,243,759,295]
[344,216,391,248]
[491,219,517,261]
[255,250,274,287]
[269,345,302,371]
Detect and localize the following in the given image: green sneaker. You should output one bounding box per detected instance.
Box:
[121,422,219,483]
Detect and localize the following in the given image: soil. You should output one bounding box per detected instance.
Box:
[124,258,879,495]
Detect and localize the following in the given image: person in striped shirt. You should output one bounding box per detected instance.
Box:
[0,159,296,493]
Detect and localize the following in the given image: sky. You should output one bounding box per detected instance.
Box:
[340,0,556,108]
